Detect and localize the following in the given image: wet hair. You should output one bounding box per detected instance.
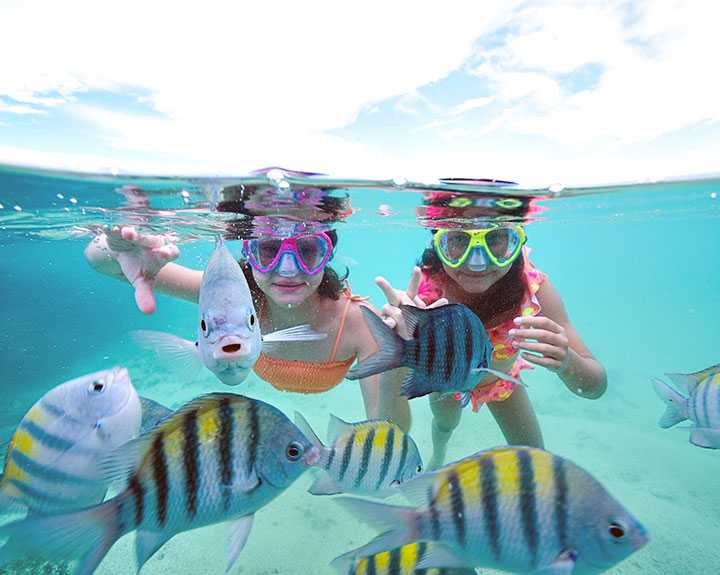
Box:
[239,229,349,309]
[418,243,526,328]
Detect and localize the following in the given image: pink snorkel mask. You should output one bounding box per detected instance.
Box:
[242,232,334,276]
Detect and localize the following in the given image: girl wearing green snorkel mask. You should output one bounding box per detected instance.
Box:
[376,194,607,470]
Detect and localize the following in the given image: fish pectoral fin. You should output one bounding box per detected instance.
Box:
[415,542,474,570]
[533,550,578,574]
[690,428,720,449]
[131,330,202,380]
[135,529,175,570]
[400,371,432,399]
[308,473,343,496]
[226,515,254,572]
[232,469,262,493]
[262,324,327,344]
[472,367,525,387]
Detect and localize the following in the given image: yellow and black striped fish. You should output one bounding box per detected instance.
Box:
[0,393,315,575]
[296,413,422,496]
[336,446,648,574]
[334,542,476,575]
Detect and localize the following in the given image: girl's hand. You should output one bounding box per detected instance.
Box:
[509,315,570,373]
[374,266,448,339]
[103,225,180,314]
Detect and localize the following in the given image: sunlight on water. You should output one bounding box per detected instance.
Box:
[0,164,718,574]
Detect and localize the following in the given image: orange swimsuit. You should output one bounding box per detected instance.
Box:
[253,289,367,394]
[417,247,546,411]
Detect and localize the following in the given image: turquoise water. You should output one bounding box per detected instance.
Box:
[0,165,719,574]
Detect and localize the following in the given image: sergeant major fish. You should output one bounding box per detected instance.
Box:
[334,542,476,575]
[335,446,648,575]
[295,413,422,497]
[134,239,325,386]
[652,363,720,448]
[346,304,520,401]
[0,366,141,516]
[0,393,316,575]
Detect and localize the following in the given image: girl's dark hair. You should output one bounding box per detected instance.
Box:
[239,229,348,309]
[418,243,526,328]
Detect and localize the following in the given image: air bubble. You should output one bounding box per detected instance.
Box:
[548,183,564,193]
[711,192,718,199]
[180,190,190,198]
[13,205,22,212]
[56,193,65,199]
[69,197,78,204]
[392,176,408,188]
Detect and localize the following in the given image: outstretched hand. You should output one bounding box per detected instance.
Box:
[104,225,180,314]
[509,315,570,373]
[374,266,448,339]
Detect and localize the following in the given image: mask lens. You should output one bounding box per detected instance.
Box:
[486,227,521,263]
[295,235,328,272]
[441,231,472,263]
[253,239,283,269]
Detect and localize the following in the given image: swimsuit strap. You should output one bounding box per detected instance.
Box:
[328,288,367,361]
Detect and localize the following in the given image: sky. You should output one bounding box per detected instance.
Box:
[0,0,718,186]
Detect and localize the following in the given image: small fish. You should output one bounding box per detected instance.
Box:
[138,396,173,434]
[0,393,316,575]
[652,363,720,448]
[334,446,648,574]
[346,304,520,400]
[333,542,476,575]
[0,367,141,515]
[133,239,325,386]
[295,414,423,497]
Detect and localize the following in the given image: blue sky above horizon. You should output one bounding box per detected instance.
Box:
[0,1,718,186]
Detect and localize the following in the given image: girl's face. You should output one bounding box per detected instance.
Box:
[442,257,511,294]
[252,252,324,306]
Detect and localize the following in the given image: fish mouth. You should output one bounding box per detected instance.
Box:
[213,335,252,360]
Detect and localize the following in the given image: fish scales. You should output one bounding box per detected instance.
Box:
[348,541,475,575]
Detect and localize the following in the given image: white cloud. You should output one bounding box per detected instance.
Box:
[471,0,720,144]
[0,100,46,115]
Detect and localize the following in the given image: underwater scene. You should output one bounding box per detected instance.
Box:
[0,164,718,575]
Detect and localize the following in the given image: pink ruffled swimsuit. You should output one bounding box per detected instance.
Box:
[417,247,546,412]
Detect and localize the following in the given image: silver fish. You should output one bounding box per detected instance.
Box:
[0,393,316,575]
[296,413,423,497]
[335,446,648,575]
[133,239,325,386]
[652,363,720,448]
[0,366,141,515]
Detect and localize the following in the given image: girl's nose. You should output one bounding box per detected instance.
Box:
[277,252,299,276]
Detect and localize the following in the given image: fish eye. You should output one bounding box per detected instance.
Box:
[88,381,105,393]
[248,314,256,329]
[608,521,627,540]
[200,317,209,336]
[417,465,423,473]
[286,441,304,461]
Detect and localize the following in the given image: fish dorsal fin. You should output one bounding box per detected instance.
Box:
[327,414,353,443]
[689,364,720,383]
[100,393,245,483]
[398,305,426,337]
[666,365,720,394]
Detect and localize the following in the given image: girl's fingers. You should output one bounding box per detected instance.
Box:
[513,315,563,334]
[406,267,422,300]
[383,317,397,329]
[514,341,564,361]
[375,276,400,307]
[521,352,563,370]
[427,297,449,309]
[509,328,565,347]
[133,277,157,315]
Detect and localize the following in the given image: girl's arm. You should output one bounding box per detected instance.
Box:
[511,278,607,399]
[84,226,203,310]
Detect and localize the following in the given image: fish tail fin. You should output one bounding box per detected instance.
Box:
[346,307,406,380]
[651,377,688,428]
[333,497,417,559]
[0,498,123,574]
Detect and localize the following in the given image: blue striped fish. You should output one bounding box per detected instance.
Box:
[295,414,422,497]
[0,393,315,575]
[346,305,519,400]
[0,367,141,515]
[333,542,476,575]
[334,447,648,574]
[652,363,720,448]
